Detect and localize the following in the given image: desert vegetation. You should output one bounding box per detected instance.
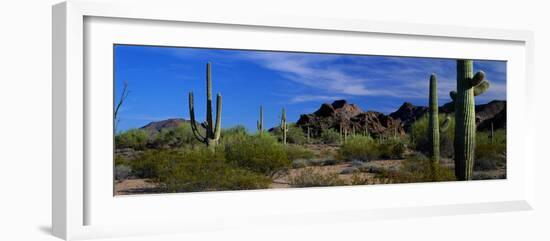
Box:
[114,60,506,195]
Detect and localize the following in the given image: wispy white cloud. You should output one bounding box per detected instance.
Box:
[243,52,410,97]
[165,47,506,102]
[289,94,344,103]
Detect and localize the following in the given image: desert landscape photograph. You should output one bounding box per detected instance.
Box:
[113,45,506,195]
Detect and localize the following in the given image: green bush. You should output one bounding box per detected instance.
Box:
[129,149,175,178]
[225,134,290,177]
[221,125,248,136]
[339,136,380,161]
[115,129,149,150]
[289,167,345,187]
[220,125,249,147]
[475,129,506,170]
[151,122,199,148]
[272,123,306,144]
[377,153,455,183]
[410,115,454,158]
[114,164,132,181]
[154,147,270,192]
[378,138,406,159]
[285,145,315,161]
[320,128,340,144]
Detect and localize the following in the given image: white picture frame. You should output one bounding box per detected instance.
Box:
[52,1,536,240]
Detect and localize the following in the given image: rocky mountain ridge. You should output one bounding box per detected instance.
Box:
[138,100,506,136]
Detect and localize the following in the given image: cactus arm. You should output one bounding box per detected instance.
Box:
[450,91,457,102]
[188,92,206,142]
[470,71,486,87]
[213,93,222,141]
[440,115,451,132]
[473,80,490,96]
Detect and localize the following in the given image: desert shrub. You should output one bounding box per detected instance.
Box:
[219,126,249,149]
[307,159,325,166]
[286,124,307,144]
[475,130,506,170]
[114,164,132,181]
[129,149,175,178]
[339,136,380,161]
[114,154,130,166]
[289,167,345,187]
[378,138,406,159]
[318,148,337,160]
[272,123,306,144]
[115,129,149,150]
[222,125,248,136]
[340,167,360,174]
[410,115,455,158]
[292,159,308,168]
[285,145,315,161]
[376,153,455,183]
[320,128,340,144]
[151,122,198,148]
[474,158,498,171]
[154,147,270,192]
[225,134,290,177]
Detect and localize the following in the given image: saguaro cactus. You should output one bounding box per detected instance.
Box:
[450,60,490,180]
[428,74,451,179]
[428,74,441,165]
[189,62,222,147]
[280,108,288,145]
[257,105,263,133]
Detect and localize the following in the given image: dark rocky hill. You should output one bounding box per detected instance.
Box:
[297,100,403,137]
[296,99,506,137]
[395,100,506,131]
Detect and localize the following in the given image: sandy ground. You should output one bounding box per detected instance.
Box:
[114,157,505,195]
[114,179,160,195]
[114,159,406,194]
[270,159,404,188]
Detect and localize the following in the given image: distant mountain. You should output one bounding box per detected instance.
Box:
[389,102,428,130]
[395,100,506,131]
[139,118,189,135]
[138,100,506,137]
[296,99,506,137]
[297,100,404,137]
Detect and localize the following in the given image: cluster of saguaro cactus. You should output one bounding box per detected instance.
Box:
[189,62,222,147]
[339,123,348,143]
[450,60,490,180]
[257,105,263,133]
[280,108,288,145]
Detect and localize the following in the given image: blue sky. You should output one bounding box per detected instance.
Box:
[114,45,506,132]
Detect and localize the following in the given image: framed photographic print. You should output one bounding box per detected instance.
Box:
[52,0,535,240]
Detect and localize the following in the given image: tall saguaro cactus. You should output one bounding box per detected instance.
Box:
[189,62,222,147]
[428,74,441,165]
[451,60,490,180]
[280,107,288,145]
[257,105,263,133]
